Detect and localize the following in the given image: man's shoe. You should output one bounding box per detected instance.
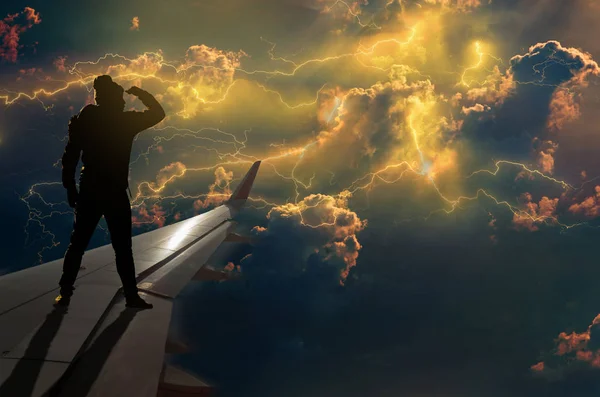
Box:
[125,295,153,310]
[53,294,71,307]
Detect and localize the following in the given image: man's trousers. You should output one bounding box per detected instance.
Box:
[59,188,138,298]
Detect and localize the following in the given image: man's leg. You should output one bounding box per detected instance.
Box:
[59,194,102,298]
[104,190,151,309]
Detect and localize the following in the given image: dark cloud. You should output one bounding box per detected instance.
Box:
[246,192,366,284]
[458,40,599,173]
[171,208,600,396]
[509,40,599,86]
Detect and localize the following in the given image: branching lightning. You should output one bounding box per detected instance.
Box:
[8,2,598,263]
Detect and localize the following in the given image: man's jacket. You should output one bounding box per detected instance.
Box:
[61,91,165,193]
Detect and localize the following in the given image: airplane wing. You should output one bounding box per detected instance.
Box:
[0,161,261,397]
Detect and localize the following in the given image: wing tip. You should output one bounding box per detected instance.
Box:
[227,160,261,203]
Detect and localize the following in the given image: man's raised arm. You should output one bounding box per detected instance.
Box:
[125,86,166,134]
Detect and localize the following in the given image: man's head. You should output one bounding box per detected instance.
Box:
[93,75,125,111]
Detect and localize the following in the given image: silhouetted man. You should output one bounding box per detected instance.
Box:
[55,75,165,309]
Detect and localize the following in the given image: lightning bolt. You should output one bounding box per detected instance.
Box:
[9,5,597,265]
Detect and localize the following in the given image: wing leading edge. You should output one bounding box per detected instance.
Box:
[0,160,261,397]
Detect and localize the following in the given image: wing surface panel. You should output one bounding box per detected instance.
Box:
[0,160,261,397]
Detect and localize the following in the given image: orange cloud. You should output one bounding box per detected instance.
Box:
[132,204,167,228]
[153,161,187,190]
[223,261,241,273]
[514,170,534,182]
[130,16,140,31]
[330,234,362,281]
[548,89,581,131]
[0,7,42,63]
[106,51,164,78]
[537,150,555,174]
[465,66,515,106]
[450,92,462,107]
[317,86,345,125]
[184,44,247,83]
[23,7,41,25]
[16,67,45,81]
[532,139,559,174]
[568,186,600,219]
[530,361,545,372]
[53,56,67,73]
[461,103,489,115]
[252,225,267,234]
[512,193,558,232]
[534,314,600,373]
[266,192,366,284]
[160,44,247,117]
[193,166,234,210]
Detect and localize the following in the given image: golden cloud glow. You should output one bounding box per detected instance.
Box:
[8,1,600,264]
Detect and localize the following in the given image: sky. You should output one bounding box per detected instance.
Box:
[1,0,600,395]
